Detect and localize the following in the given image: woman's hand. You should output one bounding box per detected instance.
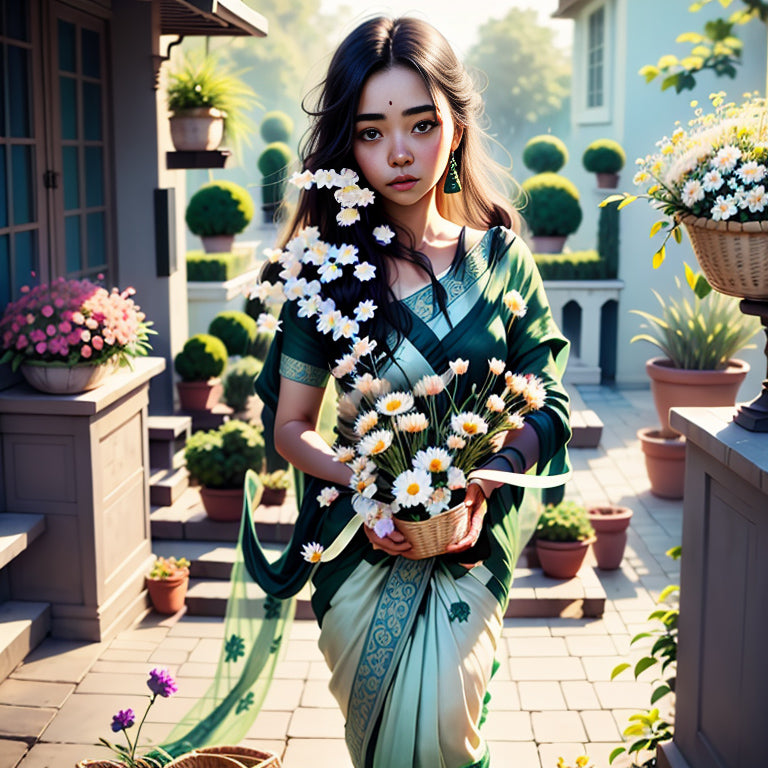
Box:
[363,523,415,558]
[443,482,487,555]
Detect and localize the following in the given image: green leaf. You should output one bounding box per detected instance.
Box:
[661,73,681,91]
[609,747,627,764]
[658,584,680,603]
[673,226,683,243]
[667,545,682,560]
[611,662,631,680]
[651,684,672,704]
[634,656,658,677]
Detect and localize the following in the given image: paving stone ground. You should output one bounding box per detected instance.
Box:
[0,386,684,768]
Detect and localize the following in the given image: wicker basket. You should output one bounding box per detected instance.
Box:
[393,502,469,559]
[680,215,768,300]
[168,746,280,768]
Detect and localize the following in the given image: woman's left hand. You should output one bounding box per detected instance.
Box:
[443,482,487,555]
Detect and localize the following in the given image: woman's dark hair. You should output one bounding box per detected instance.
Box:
[271,16,518,370]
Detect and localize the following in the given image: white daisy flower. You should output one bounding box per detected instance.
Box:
[702,169,724,192]
[297,295,321,318]
[633,170,650,185]
[446,434,466,450]
[505,372,528,394]
[502,290,527,317]
[711,194,738,221]
[426,486,452,516]
[304,242,330,266]
[279,259,302,281]
[301,542,324,563]
[335,185,363,207]
[354,410,379,436]
[523,377,547,409]
[335,244,359,265]
[316,308,342,336]
[746,184,766,213]
[354,300,377,322]
[488,358,505,375]
[317,487,340,507]
[486,394,506,412]
[737,161,766,185]
[373,224,395,245]
[263,247,283,263]
[250,280,276,302]
[376,391,414,416]
[353,336,377,356]
[451,412,489,437]
[337,207,360,227]
[314,169,337,188]
[318,261,343,283]
[446,466,467,490]
[290,170,315,189]
[392,468,433,508]
[358,429,394,456]
[257,313,281,333]
[357,188,375,207]
[413,447,452,474]
[413,374,445,397]
[354,373,376,395]
[449,358,469,375]
[283,277,309,301]
[334,316,359,341]
[352,472,378,497]
[300,226,321,247]
[681,178,705,207]
[333,445,356,463]
[396,412,429,433]
[332,353,358,378]
[354,262,376,281]
[506,412,525,430]
[711,144,741,172]
[336,168,359,185]
[350,456,376,477]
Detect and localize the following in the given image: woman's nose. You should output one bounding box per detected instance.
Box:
[389,140,412,167]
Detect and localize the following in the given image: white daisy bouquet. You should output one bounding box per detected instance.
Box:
[250,167,545,545]
[603,92,767,267]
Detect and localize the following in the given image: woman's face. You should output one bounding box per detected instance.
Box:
[353,65,461,214]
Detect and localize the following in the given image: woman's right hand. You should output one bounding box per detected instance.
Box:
[363,524,415,558]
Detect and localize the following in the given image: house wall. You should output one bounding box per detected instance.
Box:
[563,0,767,397]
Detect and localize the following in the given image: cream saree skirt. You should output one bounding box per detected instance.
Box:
[318,557,504,768]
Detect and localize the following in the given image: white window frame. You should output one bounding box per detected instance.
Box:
[574,0,613,125]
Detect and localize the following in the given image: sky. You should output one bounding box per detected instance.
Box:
[318,0,573,58]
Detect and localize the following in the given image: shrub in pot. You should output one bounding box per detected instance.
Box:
[184,419,265,521]
[185,181,254,253]
[223,355,263,413]
[521,172,583,253]
[209,310,258,357]
[258,141,292,223]
[146,556,190,614]
[522,135,568,174]
[259,110,293,143]
[174,333,228,411]
[258,469,290,506]
[534,500,595,579]
[582,138,625,188]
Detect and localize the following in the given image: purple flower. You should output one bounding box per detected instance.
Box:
[147,667,177,698]
[110,708,135,732]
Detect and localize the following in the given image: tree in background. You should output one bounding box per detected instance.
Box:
[466,8,571,159]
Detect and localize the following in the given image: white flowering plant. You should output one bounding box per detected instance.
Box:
[252,168,546,548]
[602,92,767,268]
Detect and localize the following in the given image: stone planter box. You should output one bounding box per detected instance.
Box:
[0,357,165,641]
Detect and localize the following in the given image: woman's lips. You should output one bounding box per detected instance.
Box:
[388,176,418,191]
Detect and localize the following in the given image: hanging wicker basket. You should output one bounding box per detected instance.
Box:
[393,502,469,559]
[679,214,768,300]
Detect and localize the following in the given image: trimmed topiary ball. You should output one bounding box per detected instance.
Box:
[258,142,292,207]
[582,139,626,174]
[185,181,254,237]
[522,135,569,173]
[223,355,263,411]
[209,310,257,357]
[260,110,293,144]
[521,173,583,237]
[174,333,228,382]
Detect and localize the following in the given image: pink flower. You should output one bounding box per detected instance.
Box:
[16,335,28,349]
[91,335,104,350]
[41,305,54,317]
[29,329,46,343]
[46,324,57,337]
[35,341,47,354]
[80,344,93,359]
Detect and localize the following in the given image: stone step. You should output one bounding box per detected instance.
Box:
[149,467,190,508]
[0,513,45,570]
[569,386,603,448]
[0,601,51,680]
[147,415,192,471]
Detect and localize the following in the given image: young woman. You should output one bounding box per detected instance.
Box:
[159,16,570,768]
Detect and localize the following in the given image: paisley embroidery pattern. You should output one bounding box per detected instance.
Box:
[279,353,329,387]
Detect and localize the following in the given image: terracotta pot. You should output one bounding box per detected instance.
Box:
[535,537,595,579]
[146,570,189,614]
[200,234,235,254]
[20,360,115,394]
[169,107,224,151]
[645,357,749,438]
[177,379,223,411]
[596,172,620,189]
[588,505,633,570]
[638,427,685,500]
[259,487,287,506]
[200,486,244,522]
[531,235,567,254]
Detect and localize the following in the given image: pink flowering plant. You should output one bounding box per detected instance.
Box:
[252,169,545,546]
[99,667,177,767]
[602,92,767,268]
[0,276,153,371]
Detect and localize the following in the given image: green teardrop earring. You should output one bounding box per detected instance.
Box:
[443,151,462,194]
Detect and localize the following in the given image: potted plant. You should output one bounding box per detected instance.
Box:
[258,141,292,223]
[587,504,633,570]
[0,277,154,394]
[166,51,259,154]
[522,134,568,174]
[258,469,290,506]
[174,333,228,412]
[534,500,595,579]
[520,172,583,253]
[145,556,190,615]
[184,419,266,521]
[185,180,255,253]
[582,138,625,188]
[209,310,258,357]
[222,355,263,416]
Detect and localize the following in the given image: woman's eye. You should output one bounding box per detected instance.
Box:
[359,128,380,141]
[413,120,436,134]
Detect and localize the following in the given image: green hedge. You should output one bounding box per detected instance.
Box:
[533,250,606,280]
[187,251,254,282]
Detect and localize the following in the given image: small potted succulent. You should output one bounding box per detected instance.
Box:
[258,469,290,506]
[184,419,266,521]
[145,556,190,615]
[185,180,255,253]
[520,172,583,253]
[174,333,228,412]
[582,138,626,188]
[534,500,595,579]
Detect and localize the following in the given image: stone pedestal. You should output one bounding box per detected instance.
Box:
[660,406,768,768]
[0,357,165,640]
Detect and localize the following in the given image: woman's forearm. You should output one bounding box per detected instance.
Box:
[275,419,353,487]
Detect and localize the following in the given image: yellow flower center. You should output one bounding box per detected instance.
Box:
[429,459,442,472]
[407,482,420,496]
[310,552,322,563]
[386,399,402,412]
[373,440,386,454]
[463,422,478,434]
